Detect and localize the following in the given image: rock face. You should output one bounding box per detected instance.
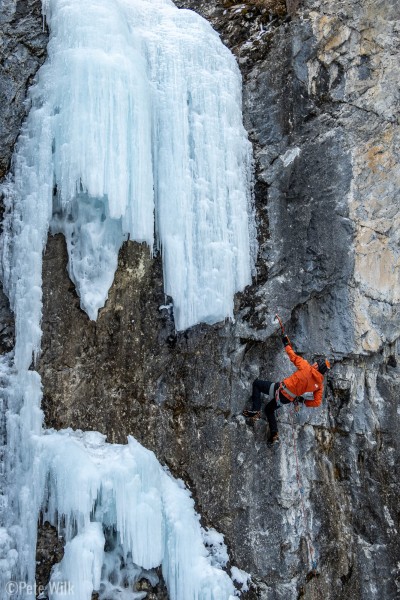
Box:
[36,523,64,594]
[0,0,48,179]
[1,0,399,599]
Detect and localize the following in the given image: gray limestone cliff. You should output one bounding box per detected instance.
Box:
[1,0,399,599]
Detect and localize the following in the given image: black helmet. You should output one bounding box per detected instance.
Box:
[317,358,331,375]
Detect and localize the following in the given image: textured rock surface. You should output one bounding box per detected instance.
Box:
[0,0,48,179]
[36,522,64,594]
[0,0,399,599]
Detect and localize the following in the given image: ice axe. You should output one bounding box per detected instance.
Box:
[275,313,292,347]
[275,315,301,412]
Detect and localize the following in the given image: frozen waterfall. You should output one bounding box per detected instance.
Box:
[38,430,238,600]
[5,0,253,333]
[0,0,253,598]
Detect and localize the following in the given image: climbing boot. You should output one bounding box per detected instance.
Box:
[267,432,280,445]
[242,409,261,423]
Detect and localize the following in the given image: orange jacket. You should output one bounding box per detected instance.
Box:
[282,345,324,407]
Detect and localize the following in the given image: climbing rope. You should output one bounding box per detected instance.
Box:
[275,312,319,577]
[288,405,318,574]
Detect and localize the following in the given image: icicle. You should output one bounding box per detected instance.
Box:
[37,431,237,600]
[3,0,253,331]
[0,0,253,596]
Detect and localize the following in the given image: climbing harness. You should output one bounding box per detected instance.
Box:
[271,382,282,409]
[280,381,297,401]
[288,405,318,575]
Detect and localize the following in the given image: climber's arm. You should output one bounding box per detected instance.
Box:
[304,386,323,408]
[285,345,309,370]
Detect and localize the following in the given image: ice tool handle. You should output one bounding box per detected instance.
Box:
[275,313,292,347]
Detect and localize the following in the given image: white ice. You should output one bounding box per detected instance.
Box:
[39,430,236,600]
[230,567,251,593]
[0,0,253,596]
[202,527,230,569]
[4,0,254,331]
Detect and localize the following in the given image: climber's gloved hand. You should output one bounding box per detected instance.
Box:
[282,335,290,347]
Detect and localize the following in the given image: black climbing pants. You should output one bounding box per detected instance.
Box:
[252,379,291,435]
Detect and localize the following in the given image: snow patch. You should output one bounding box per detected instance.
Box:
[202,528,229,569]
[230,566,251,593]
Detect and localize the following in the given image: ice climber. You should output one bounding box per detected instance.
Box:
[243,335,331,444]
